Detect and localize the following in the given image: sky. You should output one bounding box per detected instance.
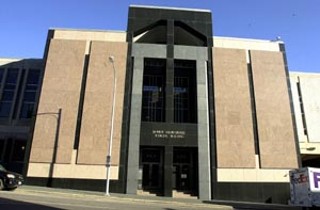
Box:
[0,0,319,72]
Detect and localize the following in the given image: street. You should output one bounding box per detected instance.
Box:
[0,186,303,210]
[0,187,232,210]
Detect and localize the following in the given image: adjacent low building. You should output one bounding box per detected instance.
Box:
[0,58,43,173]
[290,72,320,166]
[0,5,309,204]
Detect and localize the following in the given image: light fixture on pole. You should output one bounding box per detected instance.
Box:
[106,55,116,196]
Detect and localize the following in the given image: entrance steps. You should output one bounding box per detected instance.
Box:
[137,189,197,199]
[137,189,162,196]
[172,190,197,199]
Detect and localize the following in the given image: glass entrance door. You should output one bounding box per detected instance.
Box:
[140,147,163,191]
[142,163,160,189]
[173,164,192,190]
[173,147,197,194]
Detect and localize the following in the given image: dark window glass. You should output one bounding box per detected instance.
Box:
[4,83,16,90]
[0,102,12,117]
[19,69,41,119]
[3,139,12,163]
[173,150,191,163]
[25,69,40,90]
[11,140,26,162]
[26,69,40,85]
[5,68,19,84]
[142,149,161,163]
[12,69,25,120]
[25,85,38,91]
[141,59,166,122]
[2,69,19,114]
[20,103,34,119]
[0,139,4,160]
[2,90,14,101]
[23,91,36,102]
[174,60,197,123]
[296,82,308,135]
[0,69,27,119]
[0,68,4,83]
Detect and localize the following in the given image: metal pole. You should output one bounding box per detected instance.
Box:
[106,56,116,196]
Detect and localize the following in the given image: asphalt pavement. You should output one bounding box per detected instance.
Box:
[0,186,232,210]
[0,185,304,210]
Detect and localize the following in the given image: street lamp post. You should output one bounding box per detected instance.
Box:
[106,55,116,196]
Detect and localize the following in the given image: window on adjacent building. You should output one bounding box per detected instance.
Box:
[297,80,308,135]
[0,68,19,118]
[11,139,26,162]
[20,69,41,119]
[141,58,166,122]
[0,138,4,161]
[0,102,12,118]
[174,60,197,123]
[0,68,4,85]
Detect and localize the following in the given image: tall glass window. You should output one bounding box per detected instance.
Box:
[141,59,166,122]
[0,68,5,117]
[0,68,19,118]
[174,60,197,123]
[20,69,41,119]
[0,138,4,161]
[0,68,4,85]
[11,139,26,162]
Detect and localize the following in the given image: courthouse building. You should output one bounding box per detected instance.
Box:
[0,5,303,204]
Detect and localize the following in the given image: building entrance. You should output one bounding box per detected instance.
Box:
[172,147,198,195]
[140,147,163,193]
[139,146,197,196]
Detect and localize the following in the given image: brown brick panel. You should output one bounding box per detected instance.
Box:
[77,41,128,165]
[251,50,298,169]
[30,39,87,163]
[213,48,256,168]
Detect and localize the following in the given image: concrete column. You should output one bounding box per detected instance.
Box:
[163,146,173,197]
[126,57,143,194]
[197,60,211,200]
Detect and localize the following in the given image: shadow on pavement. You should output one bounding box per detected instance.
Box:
[0,197,62,210]
[204,200,303,210]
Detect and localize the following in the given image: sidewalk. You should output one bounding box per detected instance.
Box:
[16,185,303,210]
